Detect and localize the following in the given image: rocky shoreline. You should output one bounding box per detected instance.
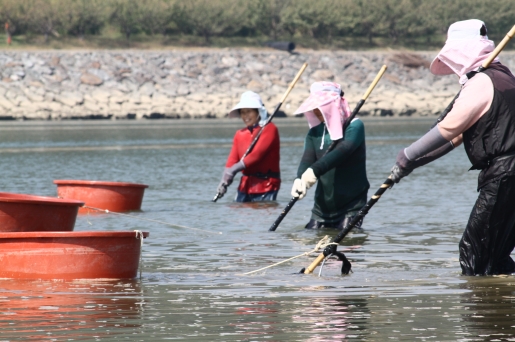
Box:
[1,48,514,120]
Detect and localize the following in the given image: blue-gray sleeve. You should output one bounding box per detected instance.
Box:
[404,126,448,161]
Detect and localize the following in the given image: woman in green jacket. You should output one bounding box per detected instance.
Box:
[291,82,369,229]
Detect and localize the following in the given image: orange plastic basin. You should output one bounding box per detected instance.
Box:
[0,192,84,232]
[0,231,149,279]
[54,180,148,214]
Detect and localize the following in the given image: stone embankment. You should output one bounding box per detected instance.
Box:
[1,48,513,120]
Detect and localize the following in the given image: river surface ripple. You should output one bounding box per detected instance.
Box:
[0,118,514,341]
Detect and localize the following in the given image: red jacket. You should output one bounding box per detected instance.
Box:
[226,123,280,194]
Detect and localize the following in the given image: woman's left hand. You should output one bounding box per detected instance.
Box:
[291,178,307,199]
[301,168,317,189]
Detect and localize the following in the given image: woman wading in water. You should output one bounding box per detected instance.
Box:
[291,82,369,229]
[217,91,280,202]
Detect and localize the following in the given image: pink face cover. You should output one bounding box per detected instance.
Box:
[293,82,351,140]
[430,19,499,84]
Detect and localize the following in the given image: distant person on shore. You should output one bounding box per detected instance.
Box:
[217,91,280,202]
[291,82,369,229]
[5,23,11,46]
[390,19,515,276]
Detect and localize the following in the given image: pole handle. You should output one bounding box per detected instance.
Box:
[482,24,515,69]
[279,63,308,103]
[303,253,326,274]
[212,192,221,202]
[302,175,394,273]
[269,197,298,231]
[362,65,387,100]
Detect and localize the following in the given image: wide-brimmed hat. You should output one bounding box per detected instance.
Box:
[430,19,498,79]
[293,82,350,140]
[228,91,267,124]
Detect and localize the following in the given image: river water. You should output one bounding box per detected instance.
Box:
[0,118,514,341]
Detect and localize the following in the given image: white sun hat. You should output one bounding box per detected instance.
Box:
[229,91,268,125]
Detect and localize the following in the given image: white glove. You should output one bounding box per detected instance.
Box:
[301,168,317,189]
[291,178,307,199]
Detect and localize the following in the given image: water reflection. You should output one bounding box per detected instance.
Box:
[0,119,513,340]
[0,279,143,340]
[292,297,370,342]
[205,296,371,341]
[458,277,515,340]
[228,201,280,210]
[232,300,280,338]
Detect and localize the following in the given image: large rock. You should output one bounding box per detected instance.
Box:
[55,91,84,107]
[91,89,110,103]
[80,72,103,86]
[139,82,155,97]
[310,69,334,81]
[0,96,14,110]
[246,79,265,92]
[83,100,104,113]
[221,56,239,67]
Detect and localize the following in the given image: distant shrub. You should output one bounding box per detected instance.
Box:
[2,0,514,47]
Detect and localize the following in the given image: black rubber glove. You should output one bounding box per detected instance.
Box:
[323,243,337,257]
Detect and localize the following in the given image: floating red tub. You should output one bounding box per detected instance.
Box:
[0,231,149,279]
[0,192,84,232]
[54,180,148,214]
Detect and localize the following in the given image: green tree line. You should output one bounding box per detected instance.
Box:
[1,0,514,48]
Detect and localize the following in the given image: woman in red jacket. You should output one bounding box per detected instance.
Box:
[217,91,281,202]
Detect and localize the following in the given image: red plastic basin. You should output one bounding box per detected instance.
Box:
[0,231,149,279]
[54,180,148,214]
[0,192,84,232]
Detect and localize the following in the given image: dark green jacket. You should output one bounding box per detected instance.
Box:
[297,119,369,222]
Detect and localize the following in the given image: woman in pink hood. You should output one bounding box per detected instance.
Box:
[291,82,369,229]
[391,19,515,276]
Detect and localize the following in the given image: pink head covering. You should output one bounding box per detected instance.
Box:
[293,82,351,140]
[430,19,499,84]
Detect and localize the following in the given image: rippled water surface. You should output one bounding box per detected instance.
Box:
[1,118,515,341]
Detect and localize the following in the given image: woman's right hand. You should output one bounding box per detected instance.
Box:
[291,178,307,199]
[217,181,228,195]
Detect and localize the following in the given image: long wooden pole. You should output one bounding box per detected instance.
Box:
[212,63,308,202]
[268,65,387,231]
